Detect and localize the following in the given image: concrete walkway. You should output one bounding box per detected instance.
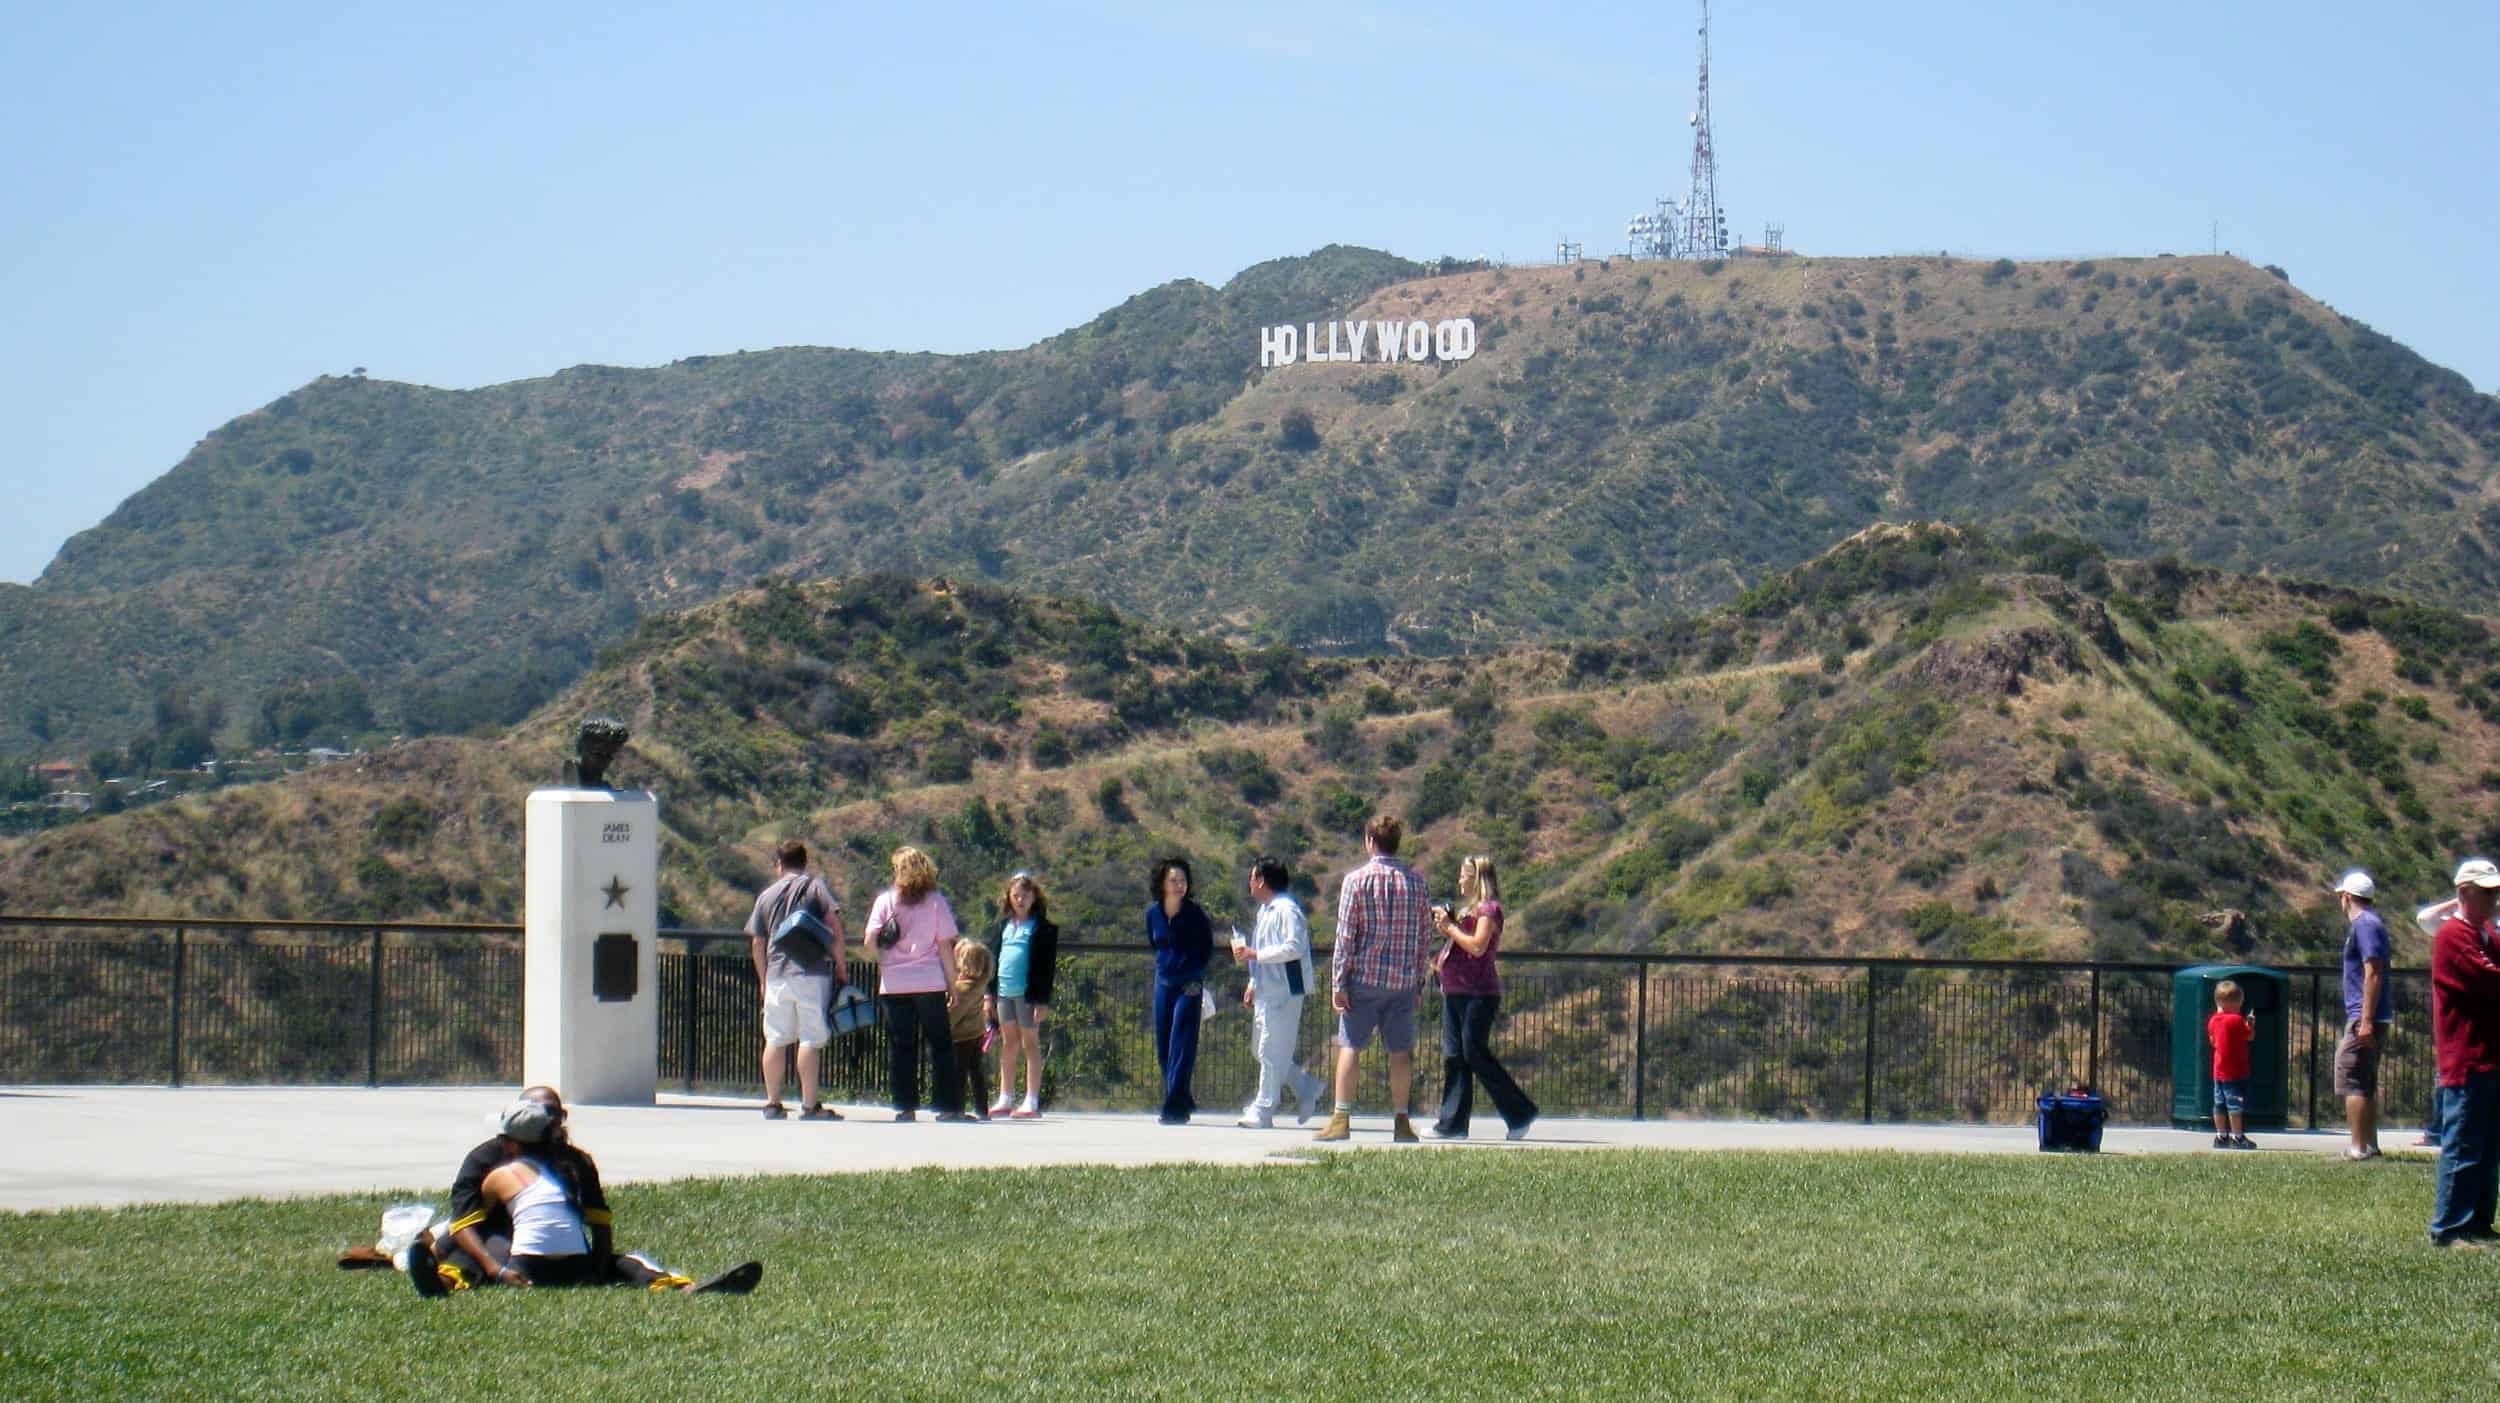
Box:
[0,1085,2397,1213]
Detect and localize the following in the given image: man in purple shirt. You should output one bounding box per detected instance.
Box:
[1315,814,1432,1144]
[2332,869,2392,1160]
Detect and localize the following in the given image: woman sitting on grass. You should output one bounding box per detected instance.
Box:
[405,1096,760,1296]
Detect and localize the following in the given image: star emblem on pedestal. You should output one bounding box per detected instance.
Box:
[601,875,630,909]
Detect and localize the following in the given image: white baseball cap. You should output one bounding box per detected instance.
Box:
[497,1098,564,1143]
[2457,858,2500,890]
[2331,869,2376,900]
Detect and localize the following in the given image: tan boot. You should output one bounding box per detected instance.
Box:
[1392,1113,1420,1144]
[1313,1109,1351,1142]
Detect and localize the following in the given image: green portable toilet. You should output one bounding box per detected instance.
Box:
[2170,964,2291,1131]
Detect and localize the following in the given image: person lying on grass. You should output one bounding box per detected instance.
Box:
[403,1093,761,1297]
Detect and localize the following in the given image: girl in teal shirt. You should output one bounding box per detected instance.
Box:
[986,872,1060,1117]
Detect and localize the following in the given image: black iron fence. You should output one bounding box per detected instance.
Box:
[0,915,2435,1129]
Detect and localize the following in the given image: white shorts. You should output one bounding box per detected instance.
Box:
[762,975,833,1047]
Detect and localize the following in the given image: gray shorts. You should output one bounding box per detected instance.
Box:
[995,996,1041,1029]
[2333,1019,2385,1098]
[1337,982,1418,1054]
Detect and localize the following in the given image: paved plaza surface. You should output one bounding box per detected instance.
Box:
[0,1085,2381,1213]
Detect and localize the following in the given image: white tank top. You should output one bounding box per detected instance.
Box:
[507,1158,590,1258]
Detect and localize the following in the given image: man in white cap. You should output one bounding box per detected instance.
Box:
[2426,858,2500,1247]
[2332,869,2393,1161]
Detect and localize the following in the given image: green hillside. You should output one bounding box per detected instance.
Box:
[4,248,2495,755]
[11,529,2498,966]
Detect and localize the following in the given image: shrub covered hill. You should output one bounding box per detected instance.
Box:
[6,247,2497,754]
[9,525,2500,966]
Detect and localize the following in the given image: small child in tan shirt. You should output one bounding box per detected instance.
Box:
[948,940,997,1119]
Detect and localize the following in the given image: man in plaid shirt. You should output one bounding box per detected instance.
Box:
[1315,814,1433,1143]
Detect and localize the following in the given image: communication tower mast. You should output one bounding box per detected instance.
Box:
[1683,0,1726,259]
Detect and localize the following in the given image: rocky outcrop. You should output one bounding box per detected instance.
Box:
[1911,625,2081,696]
[2008,574,2128,660]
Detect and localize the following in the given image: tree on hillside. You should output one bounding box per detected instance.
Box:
[254,676,374,746]
[1278,408,1320,453]
[153,687,223,739]
[1281,587,1387,653]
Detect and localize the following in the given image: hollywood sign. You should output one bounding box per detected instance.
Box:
[1258,318,1477,368]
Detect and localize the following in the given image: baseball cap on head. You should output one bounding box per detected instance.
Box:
[498,1098,564,1143]
[2331,869,2376,900]
[2456,858,2500,890]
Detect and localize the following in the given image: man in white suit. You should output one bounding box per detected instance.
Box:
[1234,856,1326,1128]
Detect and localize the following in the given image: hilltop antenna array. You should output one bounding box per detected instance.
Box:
[1626,197,1680,258]
[1555,236,1585,263]
[1621,1,1735,259]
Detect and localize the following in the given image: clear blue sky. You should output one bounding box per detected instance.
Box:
[3,0,2493,585]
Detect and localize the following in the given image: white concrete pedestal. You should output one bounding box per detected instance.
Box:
[524,787,660,1105]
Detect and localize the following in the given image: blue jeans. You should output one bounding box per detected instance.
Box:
[2430,1068,2500,1243]
[1435,994,1537,1134]
[1152,979,1203,1121]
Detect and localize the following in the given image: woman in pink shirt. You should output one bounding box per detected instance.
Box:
[1428,854,1537,1141]
[863,846,970,1122]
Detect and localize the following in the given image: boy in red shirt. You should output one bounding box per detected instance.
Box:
[2207,981,2257,1149]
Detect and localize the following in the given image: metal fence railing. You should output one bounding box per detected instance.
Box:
[0,915,2435,1129]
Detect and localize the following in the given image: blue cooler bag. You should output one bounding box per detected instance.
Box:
[2037,1087,2106,1153]
[830,983,880,1038]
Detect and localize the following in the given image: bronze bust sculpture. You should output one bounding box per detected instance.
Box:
[563,716,631,789]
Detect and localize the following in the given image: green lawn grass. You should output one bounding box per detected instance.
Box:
[0,1149,2488,1400]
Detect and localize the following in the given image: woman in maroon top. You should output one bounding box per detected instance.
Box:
[1428,854,1538,1140]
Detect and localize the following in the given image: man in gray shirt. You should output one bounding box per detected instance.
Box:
[746,840,846,1121]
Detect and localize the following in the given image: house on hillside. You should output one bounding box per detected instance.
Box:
[28,761,80,789]
[45,791,93,813]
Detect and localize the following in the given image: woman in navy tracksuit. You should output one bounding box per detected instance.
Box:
[1146,856,1213,1124]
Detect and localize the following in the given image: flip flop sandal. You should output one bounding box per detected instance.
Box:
[690,1261,764,1295]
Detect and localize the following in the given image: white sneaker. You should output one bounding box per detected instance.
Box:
[1237,1110,1274,1129]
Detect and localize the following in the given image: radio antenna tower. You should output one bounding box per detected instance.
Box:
[1683,0,1727,259]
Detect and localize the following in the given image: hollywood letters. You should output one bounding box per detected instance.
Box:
[1258,318,1476,368]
